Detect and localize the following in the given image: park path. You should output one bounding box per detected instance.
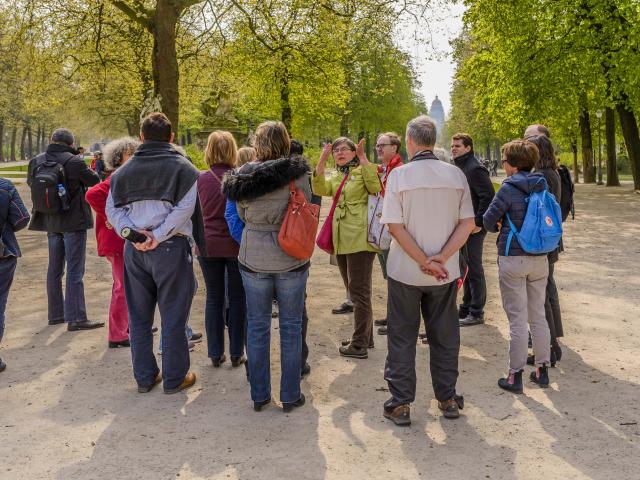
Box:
[0,182,638,480]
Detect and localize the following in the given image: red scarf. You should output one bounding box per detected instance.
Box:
[378,154,404,196]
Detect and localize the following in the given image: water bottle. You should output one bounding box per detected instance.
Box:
[57,184,70,211]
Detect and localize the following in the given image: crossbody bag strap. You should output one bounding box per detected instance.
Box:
[208,169,223,184]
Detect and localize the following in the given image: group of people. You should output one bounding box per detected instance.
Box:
[0,112,569,426]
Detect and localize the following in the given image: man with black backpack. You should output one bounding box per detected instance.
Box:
[28,128,102,331]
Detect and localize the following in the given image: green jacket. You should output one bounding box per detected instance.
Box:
[312,163,381,255]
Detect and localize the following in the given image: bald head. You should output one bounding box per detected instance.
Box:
[524,124,550,139]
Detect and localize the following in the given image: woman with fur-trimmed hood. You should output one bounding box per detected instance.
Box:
[222,121,311,413]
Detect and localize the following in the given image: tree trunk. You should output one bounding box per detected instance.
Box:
[10,125,17,162]
[605,107,619,187]
[494,142,500,164]
[617,102,640,190]
[279,66,292,133]
[152,1,181,133]
[186,129,192,145]
[0,119,4,162]
[20,124,27,160]
[579,107,595,183]
[571,139,579,183]
[27,123,33,158]
[339,113,349,137]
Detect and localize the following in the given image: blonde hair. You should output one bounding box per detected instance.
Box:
[237,146,257,166]
[204,130,238,168]
[252,121,290,161]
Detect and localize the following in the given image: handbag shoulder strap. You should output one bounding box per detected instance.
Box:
[208,169,223,184]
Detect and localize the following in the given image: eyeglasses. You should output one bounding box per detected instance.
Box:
[376,143,392,149]
[332,147,353,154]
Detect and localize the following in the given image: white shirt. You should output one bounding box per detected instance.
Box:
[380,157,475,286]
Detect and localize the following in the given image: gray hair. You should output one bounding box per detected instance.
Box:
[102,137,141,171]
[51,128,75,146]
[406,115,437,147]
[433,147,450,163]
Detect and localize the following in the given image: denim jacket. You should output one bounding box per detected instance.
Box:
[0,179,30,258]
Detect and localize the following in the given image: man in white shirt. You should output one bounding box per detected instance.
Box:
[380,115,476,426]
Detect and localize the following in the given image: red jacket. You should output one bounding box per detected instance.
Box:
[197,165,239,258]
[378,154,404,196]
[85,177,125,257]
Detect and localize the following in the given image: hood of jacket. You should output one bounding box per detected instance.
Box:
[223,155,309,202]
[503,171,546,195]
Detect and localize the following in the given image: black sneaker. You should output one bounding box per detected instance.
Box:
[339,343,368,359]
[254,397,271,412]
[458,306,469,319]
[498,370,523,393]
[374,318,387,326]
[459,315,484,327]
[377,326,387,335]
[341,339,374,349]
[332,302,354,314]
[211,354,227,367]
[301,363,311,378]
[384,404,411,426]
[530,365,550,388]
[0,358,6,372]
[282,394,306,413]
[108,339,130,348]
[67,321,105,331]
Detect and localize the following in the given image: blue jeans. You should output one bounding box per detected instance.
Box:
[241,268,308,403]
[0,257,17,343]
[199,257,246,358]
[47,231,88,323]
[159,324,193,354]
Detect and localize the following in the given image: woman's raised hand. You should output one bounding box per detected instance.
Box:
[356,138,369,165]
[316,143,332,175]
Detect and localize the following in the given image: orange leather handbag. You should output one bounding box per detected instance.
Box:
[278,180,320,260]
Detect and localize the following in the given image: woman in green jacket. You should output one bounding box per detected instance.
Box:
[313,137,381,359]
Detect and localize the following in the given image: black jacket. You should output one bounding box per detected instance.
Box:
[27,143,100,233]
[454,151,495,228]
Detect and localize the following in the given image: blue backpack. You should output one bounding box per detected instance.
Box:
[505,177,563,256]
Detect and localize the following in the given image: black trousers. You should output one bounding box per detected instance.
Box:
[460,230,487,317]
[124,237,196,390]
[545,261,563,342]
[384,278,459,405]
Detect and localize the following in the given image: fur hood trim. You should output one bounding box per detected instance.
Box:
[223,155,310,202]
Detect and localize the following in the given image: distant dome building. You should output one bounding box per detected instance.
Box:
[429,95,445,145]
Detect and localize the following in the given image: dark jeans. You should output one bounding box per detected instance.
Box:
[198,257,246,358]
[377,249,390,280]
[384,278,459,405]
[124,237,196,390]
[545,261,563,341]
[47,231,88,323]
[0,257,17,343]
[460,230,487,317]
[240,269,308,403]
[336,251,376,348]
[302,300,309,367]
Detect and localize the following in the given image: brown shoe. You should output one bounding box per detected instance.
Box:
[339,343,368,359]
[164,372,196,394]
[383,404,411,426]
[137,373,162,393]
[438,397,461,419]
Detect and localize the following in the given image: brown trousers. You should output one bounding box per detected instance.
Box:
[336,251,376,348]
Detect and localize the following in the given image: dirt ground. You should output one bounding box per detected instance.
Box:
[1,181,639,480]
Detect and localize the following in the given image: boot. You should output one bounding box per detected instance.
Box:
[498,370,523,394]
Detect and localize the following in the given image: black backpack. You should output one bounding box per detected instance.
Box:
[558,164,574,221]
[29,154,72,214]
